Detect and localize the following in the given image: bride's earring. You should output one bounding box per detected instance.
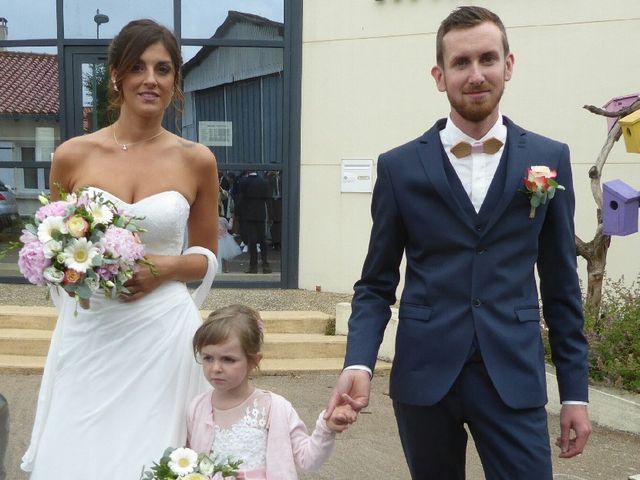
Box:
[112,79,119,92]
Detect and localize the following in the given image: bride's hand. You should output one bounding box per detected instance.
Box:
[120,254,171,302]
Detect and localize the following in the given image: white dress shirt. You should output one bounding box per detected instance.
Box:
[439,114,507,213]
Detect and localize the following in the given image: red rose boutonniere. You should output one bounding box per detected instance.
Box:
[523,166,564,218]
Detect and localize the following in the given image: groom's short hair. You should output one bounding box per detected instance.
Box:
[436,6,510,67]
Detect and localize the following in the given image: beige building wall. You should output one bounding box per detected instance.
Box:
[299,0,640,294]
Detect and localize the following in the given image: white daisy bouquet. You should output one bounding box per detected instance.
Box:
[17,186,153,309]
[140,447,242,480]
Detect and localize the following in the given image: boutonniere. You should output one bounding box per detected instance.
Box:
[522,166,565,218]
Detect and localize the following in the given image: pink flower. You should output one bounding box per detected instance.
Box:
[19,230,38,244]
[522,165,564,219]
[96,264,119,280]
[102,226,145,262]
[35,201,71,222]
[76,191,91,208]
[18,233,49,286]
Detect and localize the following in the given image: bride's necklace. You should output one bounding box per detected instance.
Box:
[112,124,165,151]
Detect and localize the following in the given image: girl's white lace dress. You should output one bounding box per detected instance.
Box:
[211,389,270,478]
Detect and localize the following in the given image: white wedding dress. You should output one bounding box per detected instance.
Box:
[22,188,216,479]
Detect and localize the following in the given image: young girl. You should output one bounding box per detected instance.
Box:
[217,205,241,273]
[187,304,356,479]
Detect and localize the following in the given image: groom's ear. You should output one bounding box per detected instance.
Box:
[431,65,446,92]
[504,52,515,82]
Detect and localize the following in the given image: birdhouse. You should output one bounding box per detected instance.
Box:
[602,93,640,133]
[602,179,640,236]
[618,110,640,154]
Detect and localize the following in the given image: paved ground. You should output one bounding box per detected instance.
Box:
[3,371,640,480]
[1,286,639,478]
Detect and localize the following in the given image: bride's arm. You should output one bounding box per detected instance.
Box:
[123,144,219,300]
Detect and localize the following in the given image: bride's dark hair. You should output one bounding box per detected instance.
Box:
[107,19,184,117]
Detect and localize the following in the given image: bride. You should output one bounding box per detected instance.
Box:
[22,19,219,478]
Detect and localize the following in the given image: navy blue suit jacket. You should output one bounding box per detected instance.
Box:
[345,117,589,409]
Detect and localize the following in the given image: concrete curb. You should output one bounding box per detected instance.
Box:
[336,302,640,434]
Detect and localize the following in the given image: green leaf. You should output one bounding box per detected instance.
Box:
[530,195,541,208]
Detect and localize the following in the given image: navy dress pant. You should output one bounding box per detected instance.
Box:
[393,356,552,480]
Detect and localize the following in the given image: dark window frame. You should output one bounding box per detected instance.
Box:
[0,0,302,288]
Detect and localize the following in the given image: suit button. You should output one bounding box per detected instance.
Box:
[476,248,486,254]
[473,299,482,307]
[475,225,483,232]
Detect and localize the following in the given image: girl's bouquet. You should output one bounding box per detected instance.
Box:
[17,187,152,309]
[140,447,242,480]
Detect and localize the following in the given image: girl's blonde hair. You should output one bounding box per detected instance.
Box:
[193,304,264,363]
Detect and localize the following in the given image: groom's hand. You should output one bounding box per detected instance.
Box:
[324,369,371,420]
[556,404,592,458]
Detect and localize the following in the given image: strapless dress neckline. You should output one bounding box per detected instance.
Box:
[87,186,190,207]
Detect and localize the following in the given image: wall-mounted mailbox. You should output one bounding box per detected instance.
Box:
[603,93,640,133]
[602,179,640,236]
[618,109,640,154]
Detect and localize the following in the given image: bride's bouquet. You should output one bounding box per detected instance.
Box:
[140,447,242,480]
[17,187,152,309]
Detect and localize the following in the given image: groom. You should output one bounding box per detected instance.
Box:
[326,6,591,479]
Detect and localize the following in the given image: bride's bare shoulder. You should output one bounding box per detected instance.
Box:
[171,133,217,168]
[53,128,111,165]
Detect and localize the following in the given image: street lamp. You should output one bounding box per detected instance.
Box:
[92,10,109,132]
[94,9,109,39]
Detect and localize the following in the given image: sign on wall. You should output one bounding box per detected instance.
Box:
[198,121,233,146]
[341,159,373,193]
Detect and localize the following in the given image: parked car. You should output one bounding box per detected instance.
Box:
[0,181,19,232]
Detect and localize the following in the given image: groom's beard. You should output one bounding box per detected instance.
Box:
[447,82,505,123]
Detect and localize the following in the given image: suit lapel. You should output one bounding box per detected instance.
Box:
[416,121,477,233]
[482,118,530,234]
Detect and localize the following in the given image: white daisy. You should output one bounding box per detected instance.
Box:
[62,238,99,273]
[89,203,114,226]
[168,447,198,476]
[37,216,68,243]
[183,474,207,480]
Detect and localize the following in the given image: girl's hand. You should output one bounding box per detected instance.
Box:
[326,404,358,433]
[120,254,173,302]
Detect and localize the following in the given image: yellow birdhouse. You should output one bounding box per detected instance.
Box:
[618,109,640,153]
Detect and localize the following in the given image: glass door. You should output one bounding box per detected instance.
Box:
[63,47,110,138]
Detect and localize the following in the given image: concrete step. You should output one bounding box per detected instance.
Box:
[0,306,333,334]
[259,358,392,375]
[0,305,359,374]
[0,353,392,376]
[262,333,346,359]
[0,354,46,374]
[0,330,345,359]
[0,328,346,359]
[0,306,58,330]
[0,328,52,356]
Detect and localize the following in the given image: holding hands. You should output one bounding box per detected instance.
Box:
[326,404,358,433]
[324,369,371,431]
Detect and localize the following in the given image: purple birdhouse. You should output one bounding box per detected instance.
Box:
[602,93,640,133]
[602,180,640,236]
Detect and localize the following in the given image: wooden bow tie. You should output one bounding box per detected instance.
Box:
[450,137,503,158]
